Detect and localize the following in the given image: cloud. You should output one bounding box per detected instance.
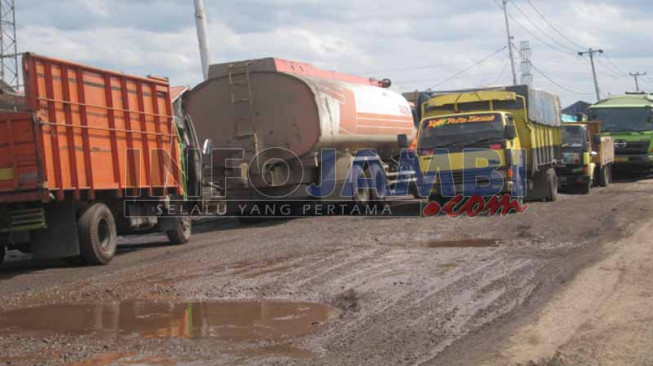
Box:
[14,0,653,106]
[78,0,111,17]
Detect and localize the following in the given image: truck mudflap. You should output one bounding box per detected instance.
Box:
[30,202,80,260]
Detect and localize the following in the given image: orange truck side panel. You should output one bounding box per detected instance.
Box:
[0,54,182,203]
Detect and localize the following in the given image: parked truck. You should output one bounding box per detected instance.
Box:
[183,58,415,208]
[0,54,196,267]
[588,93,653,174]
[415,85,563,202]
[556,122,614,194]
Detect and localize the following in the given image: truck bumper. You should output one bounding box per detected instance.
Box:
[429,181,515,197]
[558,174,590,187]
[613,154,653,171]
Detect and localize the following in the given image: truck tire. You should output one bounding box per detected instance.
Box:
[579,179,591,195]
[352,165,371,203]
[77,203,117,265]
[546,168,559,202]
[0,245,5,268]
[599,166,611,187]
[166,217,192,245]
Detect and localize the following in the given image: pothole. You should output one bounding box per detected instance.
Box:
[0,300,339,342]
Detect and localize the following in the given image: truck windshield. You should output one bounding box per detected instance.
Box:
[562,126,587,147]
[419,113,504,148]
[590,107,653,132]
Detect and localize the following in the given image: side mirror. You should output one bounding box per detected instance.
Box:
[397,134,409,149]
[593,134,602,146]
[504,125,517,140]
[202,139,213,156]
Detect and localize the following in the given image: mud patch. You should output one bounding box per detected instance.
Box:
[0,300,339,342]
[424,239,499,248]
[333,289,358,312]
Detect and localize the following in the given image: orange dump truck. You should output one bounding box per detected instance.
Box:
[0,54,194,266]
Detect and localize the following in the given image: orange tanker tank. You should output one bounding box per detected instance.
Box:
[184,57,415,200]
[187,58,414,160]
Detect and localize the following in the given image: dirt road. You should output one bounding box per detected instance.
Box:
[478,218,653,366]
[1,178,652,366]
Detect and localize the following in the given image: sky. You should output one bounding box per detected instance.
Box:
[14,0,653,107]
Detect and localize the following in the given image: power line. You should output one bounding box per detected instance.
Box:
[475,50,510,86]
[395,69,506,84]
[425,46,508,89]
[530,61,592,95]
[506,11,572,55]
[492,54,510,85]
[639,78,652,91]
[512,42,591,96]
[596,58,626,78]
[525,0,586,50]
[510,0,577,53]
[602,54,629,75]
[359,62,460,75]
[493,0,576,56]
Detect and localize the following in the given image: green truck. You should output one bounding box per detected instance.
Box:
[589,93,653,173]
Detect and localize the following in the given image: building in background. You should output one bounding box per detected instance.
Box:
[562,101,592,117]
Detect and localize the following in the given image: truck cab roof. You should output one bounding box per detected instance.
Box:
[591,93,653,109]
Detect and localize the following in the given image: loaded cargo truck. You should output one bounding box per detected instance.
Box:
[588,93,653,174]
[415,85,562,202]
[0,54,196,267]
[183,58,415,210]
[556,122,614,194]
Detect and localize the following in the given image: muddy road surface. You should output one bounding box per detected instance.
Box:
[1,178,653,365]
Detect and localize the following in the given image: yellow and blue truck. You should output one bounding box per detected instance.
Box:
[588,93,653,174]
[414,86,562,202]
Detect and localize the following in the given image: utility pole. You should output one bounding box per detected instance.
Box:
[502,0,518,85]
[578,48,603,102]
[629,72,646,92]
[194,0,210,81]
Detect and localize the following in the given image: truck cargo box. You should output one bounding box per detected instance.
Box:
[0,54,183,204]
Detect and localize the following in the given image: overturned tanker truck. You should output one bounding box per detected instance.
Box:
[183,58,416,210]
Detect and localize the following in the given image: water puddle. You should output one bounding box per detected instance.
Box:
[424,239,499,248]
[0,300,339,342]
